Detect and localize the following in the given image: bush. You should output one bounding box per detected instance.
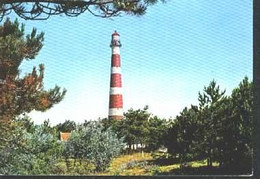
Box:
[65,121,125,172]
[0,121,64,174]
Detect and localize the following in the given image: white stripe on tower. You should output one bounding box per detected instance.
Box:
[110,87,122,95]
[112,47,120,55]
[109,31,123,120]
[111,67,122,74]
[109,108,123,116]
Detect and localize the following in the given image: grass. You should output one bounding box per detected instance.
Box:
[102,152,153,175]
[96,152,220,176]
[59,152,250,175]
[159,163,180,173]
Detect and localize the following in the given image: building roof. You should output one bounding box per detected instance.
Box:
[112,30,120,36]
[60,132,71,141]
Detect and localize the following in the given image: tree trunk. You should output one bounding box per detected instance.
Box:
[128,143,131,154]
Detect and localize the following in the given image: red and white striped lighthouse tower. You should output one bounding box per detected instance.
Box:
[108,31,123,120]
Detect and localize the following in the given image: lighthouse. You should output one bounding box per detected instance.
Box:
[108,31,123,120]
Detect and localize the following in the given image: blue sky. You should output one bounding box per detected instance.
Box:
[6,0,252,125]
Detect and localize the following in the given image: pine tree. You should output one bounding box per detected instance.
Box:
[0,18,66,153]
[196,80,226,167]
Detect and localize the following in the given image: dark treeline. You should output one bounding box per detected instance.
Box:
[100,77,253,173]
[164,78,252,172]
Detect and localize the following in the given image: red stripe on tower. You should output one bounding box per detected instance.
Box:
[110,74,122,87]
[109,31,123,120]
[111,55,121,67]
[109,95,123,108]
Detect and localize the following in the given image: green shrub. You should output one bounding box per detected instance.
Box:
[65,121,125,172]
[0,121,64,175]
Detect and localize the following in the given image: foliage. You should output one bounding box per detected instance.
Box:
[102,106,167,152]
[164,106,199,164]
[122,106,151,148]
[55,120,76,132]
[65,121,125,172]
[0,18,66,163]
[218,77,253,170]
[163,77,253,172]
[0,114,36,174]
[145,116,168,151]
[53,159,96,175]
[0,119,27,174]
[0,119,64,174]
[195,80,226,166]
[0,0,166,21]
[0,17,66,118]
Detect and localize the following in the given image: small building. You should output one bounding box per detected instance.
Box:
[60,132,71,141]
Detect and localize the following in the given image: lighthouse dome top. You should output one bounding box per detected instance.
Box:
[112,30,120,36]
[110,30,121,47]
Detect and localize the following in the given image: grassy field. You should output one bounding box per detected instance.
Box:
[98,152,219,176]
[56,152,249,175]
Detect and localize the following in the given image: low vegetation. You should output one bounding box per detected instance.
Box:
[55,152,221,175]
